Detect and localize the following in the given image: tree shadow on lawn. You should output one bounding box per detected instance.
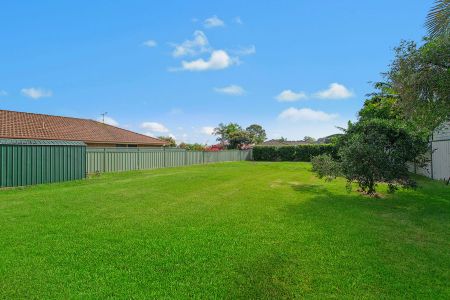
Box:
[225,181,450,298]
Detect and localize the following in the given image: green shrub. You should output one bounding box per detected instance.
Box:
[253,144,337,162]
[337,119,428,194]
[252,146,280,161]
[278,146,297,161]
[311,154,341,181]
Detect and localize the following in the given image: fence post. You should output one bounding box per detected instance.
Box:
[163,146,166,168]
[137,147,140,170]
[103,148,106,173]
[202,151,205,164]
[184,149,187,166]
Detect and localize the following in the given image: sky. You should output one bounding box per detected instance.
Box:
[0,1,432,144]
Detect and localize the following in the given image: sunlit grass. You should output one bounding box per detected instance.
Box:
[0,162,449,298]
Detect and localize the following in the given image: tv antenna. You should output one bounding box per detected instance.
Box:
[100,112,108,123]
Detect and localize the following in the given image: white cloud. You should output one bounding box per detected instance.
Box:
[233,16,243,24]
[172,30,210,57]
[278,107,338,122]
[204,15,225,28]
[214,85,245,96]
[275,90,307,102]
[141,122,169,133]
[201,126,215,135]
[180,50,233,71]
[97,116,119,126]
[21,87,52,99]
[314,83,353,99]
[143,40,157,47]
[231,45,256,56]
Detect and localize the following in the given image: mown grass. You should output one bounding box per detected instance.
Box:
[0,162,449,298]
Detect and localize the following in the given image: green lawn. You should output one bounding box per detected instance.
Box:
[0,162,449,298]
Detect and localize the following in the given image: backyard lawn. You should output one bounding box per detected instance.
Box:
[0,162,449,298]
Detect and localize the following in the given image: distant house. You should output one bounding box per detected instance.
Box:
[0,110,166,147]
[259,139,310,146]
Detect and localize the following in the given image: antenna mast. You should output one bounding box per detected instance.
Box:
[100,112,108,123]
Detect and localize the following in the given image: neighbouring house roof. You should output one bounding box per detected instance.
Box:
[259,139,310,146]
[0,110,166,146]
[0,139,86,146]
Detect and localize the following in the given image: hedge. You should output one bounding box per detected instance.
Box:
[253,144,337,162]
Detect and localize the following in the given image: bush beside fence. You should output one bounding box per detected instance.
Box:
[253,145,337,162]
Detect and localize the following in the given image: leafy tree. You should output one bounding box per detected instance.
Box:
[385,37,450,132]
[358,83,402,122]
[213,123,242,146]
[246,124,267,144]
[303,136,316,143]
[158,136,176,147]
[178,143,205,151]
[228,130,252,149]
[425,0,450,38]
[337,119,428,195]
[311,154,341,181]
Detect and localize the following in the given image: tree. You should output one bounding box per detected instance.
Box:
[246,124,267,144]
[213,123,242,146]
[303,136,316,143]
[425,0,450,38]
[213,123,267,149]
[358,83,401,122]
[158,136,176,147]
[179,143,205,151]
[385,37,450,132]
[337,119,428,195]
[228,130,252,149]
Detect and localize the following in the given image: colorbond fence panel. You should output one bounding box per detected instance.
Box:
[86,148,253,174]
[0,140,86,187]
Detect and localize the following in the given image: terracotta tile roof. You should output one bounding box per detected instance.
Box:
[0,110,166,146]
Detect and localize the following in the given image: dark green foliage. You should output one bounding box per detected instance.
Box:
[213,122,267,149]
[228,130,252,149]
[253,144,337,162]
[278,146,297,161]
[178,142,205,151]
[252,146,280,161]
[337,119,429,194]
[311,154,341,181]
[246,124,267,144]
[385,37,450,132]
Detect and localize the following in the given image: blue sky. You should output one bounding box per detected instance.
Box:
[0,1,432,144]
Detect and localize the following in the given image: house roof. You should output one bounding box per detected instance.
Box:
[0,110,166,146]
[0,139,86,146]
[259,139,310,146]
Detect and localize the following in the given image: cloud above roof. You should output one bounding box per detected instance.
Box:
[21,87,52,99]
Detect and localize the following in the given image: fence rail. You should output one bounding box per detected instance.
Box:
[86,148,253,174]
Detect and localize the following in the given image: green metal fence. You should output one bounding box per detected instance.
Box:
[0,139,86,187]
[0,141,252,187]
[86,148,253,173]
